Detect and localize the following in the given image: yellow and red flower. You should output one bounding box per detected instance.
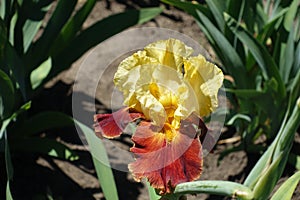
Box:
[94,38,223,194]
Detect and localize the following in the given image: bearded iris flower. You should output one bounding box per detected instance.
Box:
[94,39,223,194]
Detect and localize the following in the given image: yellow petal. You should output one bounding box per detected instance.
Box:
[113,39,223,126]
[115,57,190,127]
[183,55,224,116]
[145,38,193,71]
[113,50,158,111]
[134,65,189,128]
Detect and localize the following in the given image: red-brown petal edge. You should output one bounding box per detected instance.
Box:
[94,107,144,139]
[129,118,204,194]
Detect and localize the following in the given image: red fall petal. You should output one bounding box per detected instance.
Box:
[129,119,204,194]
[94,107,144,138]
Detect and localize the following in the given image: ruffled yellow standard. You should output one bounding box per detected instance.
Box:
[94,38,224,194]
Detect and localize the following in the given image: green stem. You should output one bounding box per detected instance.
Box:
[173,180,254,200]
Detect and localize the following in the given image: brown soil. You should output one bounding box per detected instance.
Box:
[5,1,300,200]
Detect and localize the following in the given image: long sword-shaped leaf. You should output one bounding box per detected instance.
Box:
[279,27,295,84]
[283,0,300,32]
[0,17,26,99]
[206,0,226,32]
[0,0,6,20]
[271,171,300,200]
[50,0,97,55]
[0,101,31,139]
[51,7,162,76]
[245,98,300,192]
[18,110,119,199]
[225,13,286,97]
[293,41,300,75]
[4,131,13,180]
[25,0,78,70]
[5,130,13,200]
[6,181,13,200]
[0,69,14,119]
[22,0,53,53]
[0,0,13,24]
[257,8,288,43]
[196,10,247,88]
[251,151,287,200]
[160,0,218,58]
[161,0,210,18]
[75,120,119,200]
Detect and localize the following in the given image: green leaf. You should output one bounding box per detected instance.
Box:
[30,57,52,90]
[265,0,272,14]
[0,118,11,139]
[244,142,275,188]
[196,10,247,88]
[25,0,78,70]
[285,57,300,125]
[254,2,267,32]
[6,181,13,200]
[0,18,26,99]
[271,0,284,19]
[18,111,74,136]
[138,7,164,24]
[271,171,300,200]
[225,0,247,62]
[292,40,300,76]
[50,0,97,55]
[206,0,226,32]
[257,8,288,43]
[0,0,5,20]
[11,138,79,161]
[173,180,253,200]
[161,0,210,18]
[4,131,13,180]
[22,0,53,53]
[279,27,295,84]
[289,71,300,109]
[9,12,17,45]
[159,0,215,54]
[0,0,13,25]
[252,151,287,200]
[245,98,300,194]
[0,102,31,139]
[74,120,119,200]
[0,69,14,119]
[5,130,14,200]
[283,0,300,32]
[147,181,160,200]
[225,13,286,97]
[51,7,163,75]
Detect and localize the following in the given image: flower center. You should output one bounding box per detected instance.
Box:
[149,83,179,142]
[163,123,177,143]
